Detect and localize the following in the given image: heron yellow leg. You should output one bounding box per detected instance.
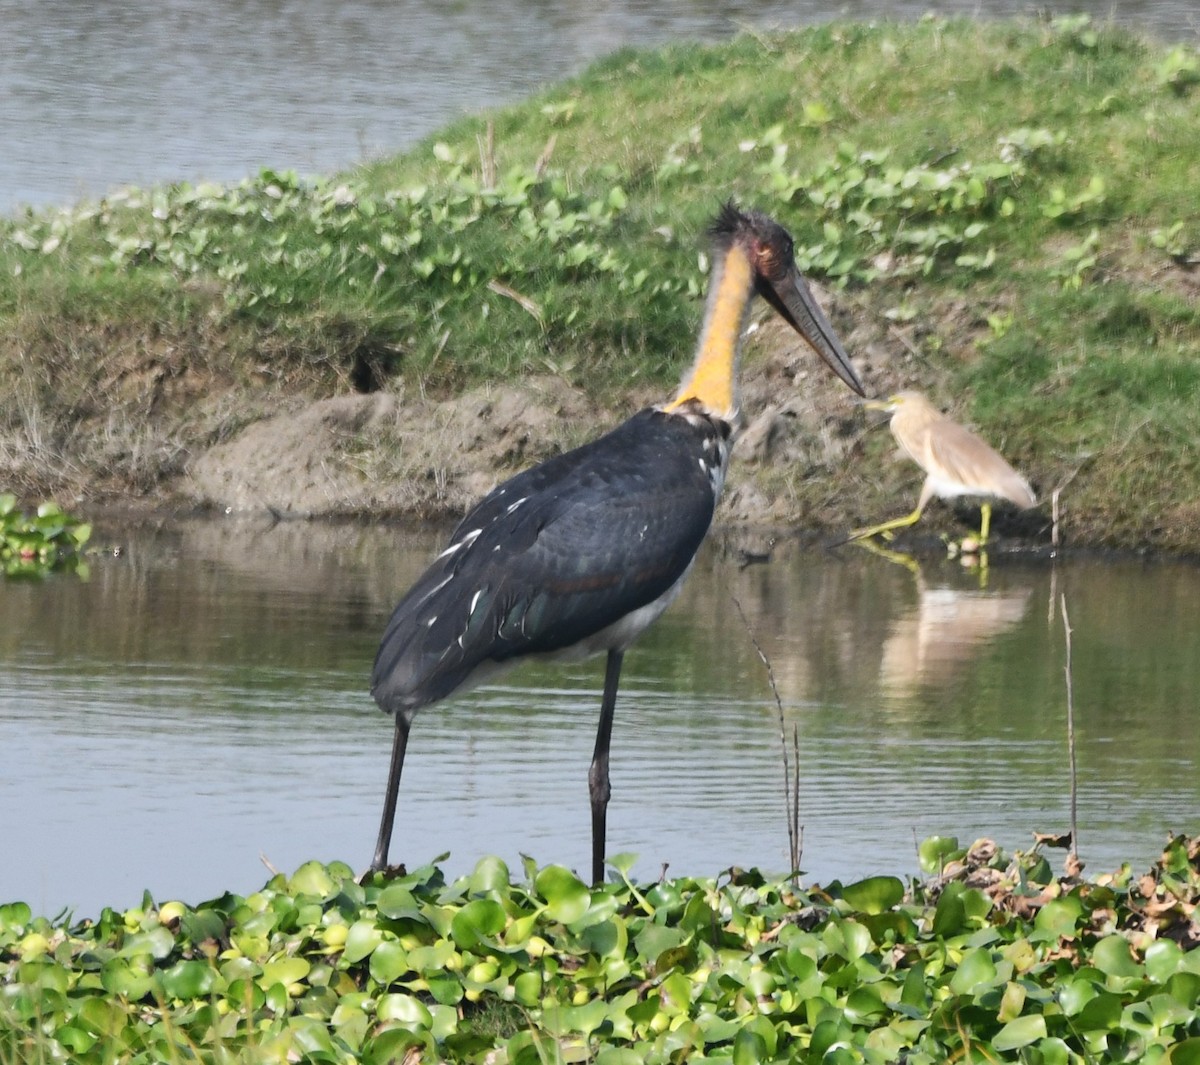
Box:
[978,502,992,546]
[847,507,924,543]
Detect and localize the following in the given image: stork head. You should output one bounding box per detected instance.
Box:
[710,202,864,396]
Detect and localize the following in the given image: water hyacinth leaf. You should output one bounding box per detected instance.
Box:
[998,980,1026,1022]
[1166,1039,1200,1065]
[918,837,962,874]
[368,940,410,985]
[1145,939,1185,983]
[376,992,433,1029]
[542,997,608,1038]
[1035,1036,1074,1065]
[364,1026,426,1065]
[1092,934,1143,978]
[226,976,267,1012]
[288,1015,336,1055]
[733,1025,770,1065]
[449,898,506,949]
[659,970,693,1015]
[950,947,1000,996]
[1075,989,1124,1031]
[160,959,218,999]
[375,884,422,920]
[931,885,968,937]
[1033,896,1084,940]
[285,861,336,898]
[992,1013,1047,1050]
[862,910,918,943]
[469,855,511,895]
[1167,971,1200,1008]
[784,942,822,988]
[633,922,688,966]
[0,900,32,932]
[428,1002,459,1041]
[100,956,156,999]
[79,996,128,1038]
[180,906,227,946]
[809,1017,853,1059]
[261,956,311,989]
[901,961,929,1008]
[841,875,905,915]
[1058,974,1099,1016]
[844,985,887,1024]
[341,917,384,963]
[1127,992,1193,1034]
[572,890,620,931]
[57,1026,99,1055]
[960,887,994,921]
[514,969,542,1006]
[594,1050,644,1065]
[426,971,464,1005]
[605,852,638,878]
[581,916,627,959]
[120,925,175,960]
[838,918,874,961]
[535,865,591,924]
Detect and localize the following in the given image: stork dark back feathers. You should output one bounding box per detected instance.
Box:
[370,409,724,719]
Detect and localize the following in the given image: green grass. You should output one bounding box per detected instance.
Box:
[1,16,1199,547]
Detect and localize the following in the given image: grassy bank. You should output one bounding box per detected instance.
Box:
[1,16,1199,548]
[2,838,1198,1064]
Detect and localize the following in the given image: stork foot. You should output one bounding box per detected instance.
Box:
[358,861,408,886]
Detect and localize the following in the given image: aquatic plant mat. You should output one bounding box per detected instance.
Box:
[2,837,1198,1063]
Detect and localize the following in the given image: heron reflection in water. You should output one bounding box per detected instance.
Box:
[876,564,1034,699]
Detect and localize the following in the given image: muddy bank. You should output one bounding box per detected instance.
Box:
[0,302,1069,548]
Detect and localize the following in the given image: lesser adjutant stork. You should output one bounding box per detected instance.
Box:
[369,202,865,884]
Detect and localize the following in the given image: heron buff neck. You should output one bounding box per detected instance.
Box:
[662,243,754,421]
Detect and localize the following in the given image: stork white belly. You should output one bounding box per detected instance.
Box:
[548,560,696,662]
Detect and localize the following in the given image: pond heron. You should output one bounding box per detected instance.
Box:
[850,390,1035,546]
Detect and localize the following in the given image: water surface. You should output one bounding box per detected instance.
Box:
[1,517,1196,917]
[2,0,1197,216]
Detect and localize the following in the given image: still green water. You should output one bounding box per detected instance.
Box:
[1,517,1196,917]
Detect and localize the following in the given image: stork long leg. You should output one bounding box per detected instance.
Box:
[371,715,411,872]
[588,649,624,886]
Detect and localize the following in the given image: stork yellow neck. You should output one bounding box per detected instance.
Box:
[662,243,755,421]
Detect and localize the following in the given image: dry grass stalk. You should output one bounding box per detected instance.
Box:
[1060,592,1082,875]
[731,595,803,878]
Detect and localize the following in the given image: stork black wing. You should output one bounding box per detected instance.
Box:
[371,408,722,715]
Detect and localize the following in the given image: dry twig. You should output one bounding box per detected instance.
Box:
[1060,593,1082,875]
[731,595,803,878]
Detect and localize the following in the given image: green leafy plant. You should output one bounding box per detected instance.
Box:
[1052,227,1102,290]
[0,495,91,578]
[3,838,1199,1064]
[1150,221,1193,263]
[1156,46,1200,94]
[1041,175,1107,221]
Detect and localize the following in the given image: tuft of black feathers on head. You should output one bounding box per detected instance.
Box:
[707,200,749,244]
[707,200,790,252]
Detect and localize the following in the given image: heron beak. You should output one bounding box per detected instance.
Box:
[759,265,865,396]
[861,398,894,412]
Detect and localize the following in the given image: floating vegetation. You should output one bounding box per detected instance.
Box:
[0,495,91,578]
[2,838,1198,1063]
